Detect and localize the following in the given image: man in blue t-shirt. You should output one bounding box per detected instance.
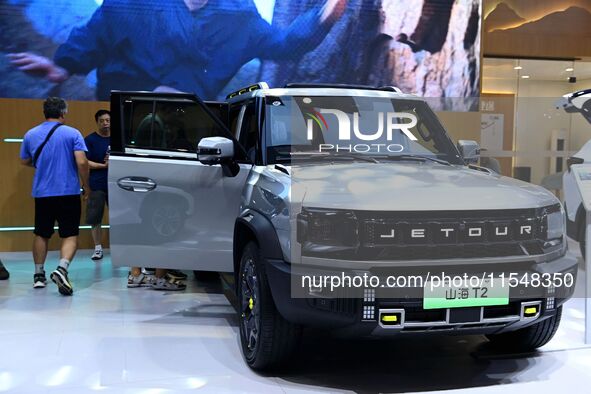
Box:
[85,110,111,261]
[20,97,91,296]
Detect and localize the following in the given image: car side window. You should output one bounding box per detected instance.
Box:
[123,98,227,154]
[238,102,258,162]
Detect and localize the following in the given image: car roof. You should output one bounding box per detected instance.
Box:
[226,87,420,104]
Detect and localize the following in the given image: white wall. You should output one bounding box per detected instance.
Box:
[483,77,591,185]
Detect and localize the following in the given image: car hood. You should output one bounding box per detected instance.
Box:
[289,162,558,211]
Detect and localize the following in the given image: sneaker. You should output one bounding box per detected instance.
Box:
[152,276,186,291]
[142,268,156,275]
[33,272,46,288]
[91,249,103,261]
[167,269,188,280]
[127,273,155,288]
[50,267,73,296]
[0,261,9,280]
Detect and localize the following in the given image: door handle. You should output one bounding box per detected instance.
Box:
[117,177,157,192]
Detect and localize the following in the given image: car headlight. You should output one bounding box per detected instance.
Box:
[544,204,566,247]
[297,208,358,247]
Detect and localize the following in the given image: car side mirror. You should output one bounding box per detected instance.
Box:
[567,156,584,172]
[197,137,234,165]
[197,136,240,177]
[457,140,480,165]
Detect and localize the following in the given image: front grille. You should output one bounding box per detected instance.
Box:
[299,207,559,261]
[359,210,542,246]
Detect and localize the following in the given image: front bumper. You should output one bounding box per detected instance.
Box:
[265,252,578,337]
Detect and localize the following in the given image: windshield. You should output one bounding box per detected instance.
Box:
[264,95,463,165]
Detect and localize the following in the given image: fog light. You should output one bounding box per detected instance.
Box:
[524,307,537,315]
[382,315,398,323]
[521,301,541,319]
[378,309,405,328]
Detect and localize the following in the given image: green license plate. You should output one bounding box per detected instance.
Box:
[423,278,509,310]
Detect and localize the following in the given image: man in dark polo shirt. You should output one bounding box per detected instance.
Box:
[85,110,110,260]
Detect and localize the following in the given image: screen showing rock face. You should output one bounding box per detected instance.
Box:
[0,0,481,103]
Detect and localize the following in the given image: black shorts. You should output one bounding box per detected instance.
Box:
[34,195,81,239]
[86,190,108,225]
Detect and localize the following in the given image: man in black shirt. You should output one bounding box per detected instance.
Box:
[85,110,110,260]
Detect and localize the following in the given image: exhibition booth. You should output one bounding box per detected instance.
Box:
[0,0,591,392]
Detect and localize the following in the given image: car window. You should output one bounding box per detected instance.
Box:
[124,99,227,154]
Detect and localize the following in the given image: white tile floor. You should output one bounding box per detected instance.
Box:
[0,246,590,393]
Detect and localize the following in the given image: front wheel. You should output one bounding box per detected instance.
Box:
[486,306,562,351]
[238,242,301,371]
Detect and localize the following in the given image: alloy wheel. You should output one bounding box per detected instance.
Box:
[241,257,260,354]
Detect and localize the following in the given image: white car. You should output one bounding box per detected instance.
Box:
[558,89,591,255]
[109,84,578,371]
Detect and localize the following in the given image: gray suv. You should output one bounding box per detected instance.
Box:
[108,83,578,371]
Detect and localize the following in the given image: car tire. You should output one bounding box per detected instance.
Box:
[238,241,301,371]
[486,306,562,352]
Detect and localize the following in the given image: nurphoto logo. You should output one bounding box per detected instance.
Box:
[305,108,418,153]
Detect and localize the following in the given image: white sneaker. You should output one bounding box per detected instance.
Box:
[91,249,103,261]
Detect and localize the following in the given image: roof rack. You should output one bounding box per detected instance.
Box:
[226,82,269,99]
[283,83,403,93]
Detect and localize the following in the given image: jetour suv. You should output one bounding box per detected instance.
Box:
[108,83,578,371]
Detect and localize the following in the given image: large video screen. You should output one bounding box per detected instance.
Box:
[1,0,481,103]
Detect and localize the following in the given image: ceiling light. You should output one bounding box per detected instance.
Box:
[565,67,574,72]
[521,75,530,79]
[514,66,523,70]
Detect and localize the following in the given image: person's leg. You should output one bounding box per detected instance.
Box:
[87,191,106,260]
[33,197,55,288]
[32,236,50,288]
[91,225,102,252]
[60,236,78,262]
[50,195,80,296]
[33,236,49,265]
[91,224,102,246]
